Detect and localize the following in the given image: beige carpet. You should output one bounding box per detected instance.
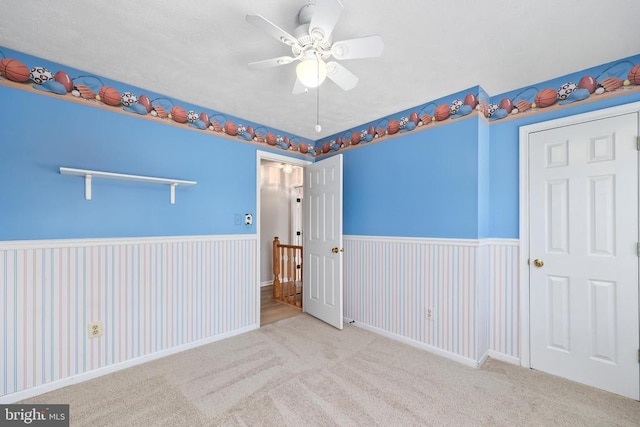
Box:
[23,314,640,426]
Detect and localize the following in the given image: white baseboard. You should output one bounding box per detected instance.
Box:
[260,280,273,287]
[487,350,521,366]
[0,324,258,404]
[478,349,490,367]
[345,318,483,368]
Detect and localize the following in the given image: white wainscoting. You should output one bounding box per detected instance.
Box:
[343,236,519,366]
[0,235,257,401]
[487,239,520,361]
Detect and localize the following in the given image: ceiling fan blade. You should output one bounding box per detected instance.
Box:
[331,35,384,60]
[309,0,343,42]
[246,14,299,46]
[248,56,295,69]
[292,78,307,95]
[326,61,359,91]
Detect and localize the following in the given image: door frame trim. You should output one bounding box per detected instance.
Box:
[518,101,640,368]
[255,150,312,327]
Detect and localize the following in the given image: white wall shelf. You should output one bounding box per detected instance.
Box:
[60,167,197,204]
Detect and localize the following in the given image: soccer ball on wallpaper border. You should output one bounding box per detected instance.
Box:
[120,91,137,107]
[557,82,578,100]
[29,66,53,85]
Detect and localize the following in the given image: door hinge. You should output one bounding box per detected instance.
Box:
[637,242,640,257]
[637,136,640,151]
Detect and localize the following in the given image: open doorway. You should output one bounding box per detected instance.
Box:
[255,151,311,326]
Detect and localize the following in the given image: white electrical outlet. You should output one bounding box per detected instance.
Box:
[88,321,103,338]
[426,308,433,320]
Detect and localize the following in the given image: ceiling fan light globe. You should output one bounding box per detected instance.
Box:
[296,58,328,88]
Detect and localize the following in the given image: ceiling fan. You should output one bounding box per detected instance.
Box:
[246,0,384,94]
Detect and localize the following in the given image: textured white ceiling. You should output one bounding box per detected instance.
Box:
[1,0,639,140]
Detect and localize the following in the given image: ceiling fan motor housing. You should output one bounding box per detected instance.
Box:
[298,4,331,42]
[247,0,383,92]
[297,4,315,25]
[292,23,332,60]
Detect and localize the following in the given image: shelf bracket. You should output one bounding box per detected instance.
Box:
[170,182,177,205]
[85,174,93,200]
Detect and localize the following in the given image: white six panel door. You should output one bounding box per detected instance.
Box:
[303,154,343,330]
[529,113,639,399]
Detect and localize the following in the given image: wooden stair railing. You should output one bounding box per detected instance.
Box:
[273,236,303,309]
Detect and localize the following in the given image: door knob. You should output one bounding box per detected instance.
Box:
[331,247,343,253]
[533,259,544,267]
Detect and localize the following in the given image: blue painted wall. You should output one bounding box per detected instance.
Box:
[477,116,490,239]
[342,116,482,238]
[2,46,640,241]
[0,85,263,240]
[337,55,640,239]
[487,90,640,238]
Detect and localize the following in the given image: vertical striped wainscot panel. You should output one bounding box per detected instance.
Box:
[344,236,483,363]
[344,236,520,365]
[487,239,520,359]
[0,235,257,399]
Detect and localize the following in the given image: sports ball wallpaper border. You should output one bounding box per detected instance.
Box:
[0,47,317,157]
[315,55,640,155]
[2,46,639,159]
